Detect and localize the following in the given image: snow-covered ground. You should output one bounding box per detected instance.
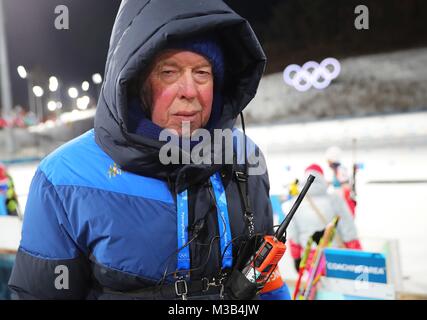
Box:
[245,47,427,124]
[246,112,427,296]
[267,148,427,296]
[2,111,427,296]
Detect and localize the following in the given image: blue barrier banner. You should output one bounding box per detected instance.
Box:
[270,195,285,223]
[324,248,387,284]
[0,194,7,216]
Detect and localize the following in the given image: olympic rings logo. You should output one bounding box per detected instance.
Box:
[283,58,341,92]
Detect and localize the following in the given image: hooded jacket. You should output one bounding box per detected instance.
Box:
[9,0,289,300]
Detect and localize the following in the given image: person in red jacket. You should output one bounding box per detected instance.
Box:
[0,163,19,217]
[283,164,362,272]
[325,146,357,217]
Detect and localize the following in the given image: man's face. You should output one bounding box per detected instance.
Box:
[144,50,214,136]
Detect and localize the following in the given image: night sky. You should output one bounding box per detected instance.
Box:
[3,0,426,109]
[4,0,121,107]
[3,0,277,108]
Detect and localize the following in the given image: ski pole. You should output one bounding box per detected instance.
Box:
[293,236,313,300]
[301,216,340,300]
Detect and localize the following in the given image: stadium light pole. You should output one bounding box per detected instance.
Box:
[49,76,62,117]
[92,73,102,101]
[32,86,44,122]
[18,65,37,116]
[0,0,15,154]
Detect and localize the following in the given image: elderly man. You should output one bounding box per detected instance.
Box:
[9,0,290,300]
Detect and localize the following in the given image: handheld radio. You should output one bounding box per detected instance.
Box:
[240,174,316,285]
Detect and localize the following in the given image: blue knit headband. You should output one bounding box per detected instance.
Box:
[166,35,225,89]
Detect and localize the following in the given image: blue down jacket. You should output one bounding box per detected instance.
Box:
[9,0,290,299]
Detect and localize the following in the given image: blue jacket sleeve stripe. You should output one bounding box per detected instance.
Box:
[38,130,174,204]
[20,169,81,260]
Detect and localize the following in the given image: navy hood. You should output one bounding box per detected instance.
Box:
[94,0,266,191]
